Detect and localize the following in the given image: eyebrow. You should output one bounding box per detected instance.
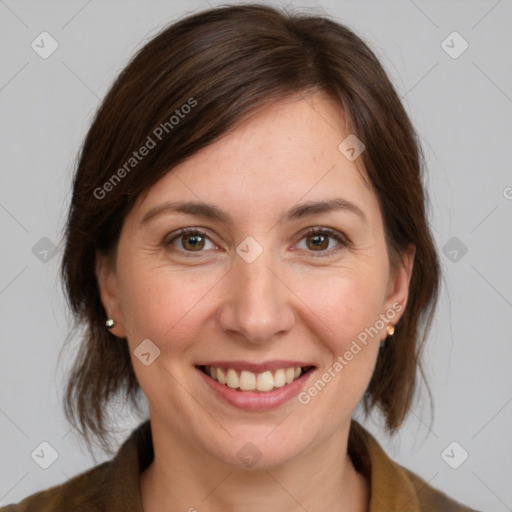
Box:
[141,197,367,225]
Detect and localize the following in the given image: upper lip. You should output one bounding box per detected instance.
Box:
[196,360,316,373]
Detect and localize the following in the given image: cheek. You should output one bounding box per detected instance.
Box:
[116,256,221,349]
[293,271,384,421]
[294,268,386,399]
[298,268,387,347]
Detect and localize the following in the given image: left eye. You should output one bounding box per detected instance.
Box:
[295,228,347,256]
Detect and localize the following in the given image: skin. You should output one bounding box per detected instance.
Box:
[96,91,414,512]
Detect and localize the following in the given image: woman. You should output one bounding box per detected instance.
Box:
[1,4,479,511]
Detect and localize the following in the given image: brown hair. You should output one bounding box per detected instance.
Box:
[61,3,440,455]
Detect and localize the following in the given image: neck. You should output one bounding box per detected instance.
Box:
[140,418,370,512]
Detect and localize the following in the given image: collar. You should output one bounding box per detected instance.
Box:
[97,419,152,511]
[348,420,421,510]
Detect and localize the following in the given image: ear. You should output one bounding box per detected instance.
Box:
[383,243,416,327]
[95,250,127,338]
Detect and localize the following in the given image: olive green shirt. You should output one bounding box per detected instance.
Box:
[1,419,479,511]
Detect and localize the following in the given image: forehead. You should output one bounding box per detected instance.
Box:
[134,92,378,224]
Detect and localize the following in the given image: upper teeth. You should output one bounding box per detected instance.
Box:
[205,366,304,392]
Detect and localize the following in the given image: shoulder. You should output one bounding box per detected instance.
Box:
[0,461,111,512]
[0,420,151,512]
[348,420,481,512]
[401,465,481,512]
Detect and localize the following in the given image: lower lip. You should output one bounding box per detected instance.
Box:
[196,367,315,411]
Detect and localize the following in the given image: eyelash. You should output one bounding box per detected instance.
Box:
[163,227,349,258]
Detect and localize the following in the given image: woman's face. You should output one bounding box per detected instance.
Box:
[97,92,413,468]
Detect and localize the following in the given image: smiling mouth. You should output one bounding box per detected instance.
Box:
[197,365,315,392]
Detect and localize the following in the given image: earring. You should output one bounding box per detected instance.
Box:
[106,318,115,330]
[386,323,395,336]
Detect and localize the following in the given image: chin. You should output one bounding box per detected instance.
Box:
[202,427,312,470]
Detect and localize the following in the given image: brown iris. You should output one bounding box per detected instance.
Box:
[182,233,205,251]
[306,233,329,251]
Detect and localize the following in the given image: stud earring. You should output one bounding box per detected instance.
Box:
[106,318,115,330]
[386,323,395,336]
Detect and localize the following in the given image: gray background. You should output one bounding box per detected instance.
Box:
[1,0,511,510]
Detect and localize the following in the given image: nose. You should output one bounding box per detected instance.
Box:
[217,248,296,345]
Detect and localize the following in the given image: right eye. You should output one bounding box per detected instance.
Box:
[164,228,218,254]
